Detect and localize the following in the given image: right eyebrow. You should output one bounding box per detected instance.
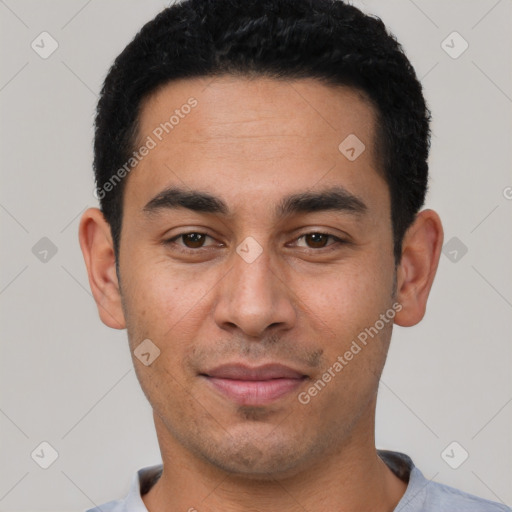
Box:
[143,187,229,216]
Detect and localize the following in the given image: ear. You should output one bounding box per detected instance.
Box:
[78,208,126,329]
[394,209,444,327]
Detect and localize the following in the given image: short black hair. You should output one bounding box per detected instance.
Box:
[94,0,430,264]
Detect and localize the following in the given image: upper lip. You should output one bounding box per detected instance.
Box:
[202,363,307,381]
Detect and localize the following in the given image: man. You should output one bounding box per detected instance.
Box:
[78,0,510,511]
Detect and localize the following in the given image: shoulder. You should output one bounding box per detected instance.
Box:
[424,477,511,511]
[378,451,511,512]
[406,467,511,512]
[84,464,163,512]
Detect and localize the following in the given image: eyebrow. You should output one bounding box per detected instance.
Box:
[143,185,367,218]
[278,186,367,217]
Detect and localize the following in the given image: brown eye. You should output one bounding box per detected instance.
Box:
[181,233,207,248]
[303,233,331,248]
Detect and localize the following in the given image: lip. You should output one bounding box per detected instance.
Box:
[200,363,308,406]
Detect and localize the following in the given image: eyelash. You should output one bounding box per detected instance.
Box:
[163,231,347,254]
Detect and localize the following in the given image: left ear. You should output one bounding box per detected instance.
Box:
[394,209,444,327]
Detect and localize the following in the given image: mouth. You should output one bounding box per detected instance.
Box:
[199,363,309,406]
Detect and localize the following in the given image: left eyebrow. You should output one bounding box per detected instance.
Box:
[276,186,367,218]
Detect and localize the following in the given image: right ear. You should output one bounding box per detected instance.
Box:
[78,208,126,329]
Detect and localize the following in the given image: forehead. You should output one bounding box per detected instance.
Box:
[125,76,387,217]
[137,76,376,149]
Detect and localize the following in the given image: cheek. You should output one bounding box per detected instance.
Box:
[121,258,229,394]
[121,254,214,336]
[288,252,395,394]
[291,256,393,330]
[297,272,393,423]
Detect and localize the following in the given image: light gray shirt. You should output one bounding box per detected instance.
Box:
[85,450,511,512]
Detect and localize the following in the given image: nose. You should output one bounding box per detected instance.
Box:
[213,245,297,339]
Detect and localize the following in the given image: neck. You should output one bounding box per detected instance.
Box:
[142,407,407,512]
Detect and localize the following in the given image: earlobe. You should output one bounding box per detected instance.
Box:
[78,208,126,330]
[394,209,444,327]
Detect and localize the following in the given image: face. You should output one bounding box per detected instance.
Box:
[111,77,398,477]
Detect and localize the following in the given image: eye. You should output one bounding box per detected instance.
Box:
[165,232,218,251]
[179,232,208,248]
[163,231,347,255]
[294,232,344,249]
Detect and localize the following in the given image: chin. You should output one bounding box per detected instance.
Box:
[196,432,311,479]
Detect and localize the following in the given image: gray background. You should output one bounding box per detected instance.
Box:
[1,0,511,510]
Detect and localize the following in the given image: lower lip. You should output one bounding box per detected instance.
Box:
[203,376,306,406]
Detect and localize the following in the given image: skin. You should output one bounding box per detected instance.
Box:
[79,76,443,512]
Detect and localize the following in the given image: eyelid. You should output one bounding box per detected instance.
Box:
[164,232,220,250]
[290,232,346,249]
